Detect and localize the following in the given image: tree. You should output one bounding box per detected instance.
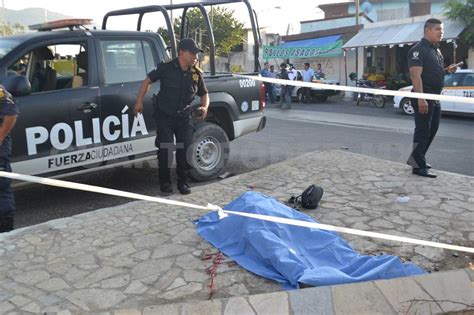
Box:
[157,6,245,56]
[0,22,25,36]
[444,0,474,47]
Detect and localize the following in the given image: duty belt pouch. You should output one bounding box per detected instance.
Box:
[177,103,201,118]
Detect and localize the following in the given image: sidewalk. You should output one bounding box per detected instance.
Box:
[0,150,473,314]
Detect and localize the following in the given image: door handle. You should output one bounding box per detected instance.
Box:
[78,102,98,113]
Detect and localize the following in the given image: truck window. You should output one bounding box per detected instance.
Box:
[0,39,21,59]
[7,43,88,92]
[100,40,152,84]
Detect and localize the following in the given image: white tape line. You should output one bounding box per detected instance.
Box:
[223,210,474,254]
[0,171,208,211]
[1,171,473,254]
[235,74,474,104]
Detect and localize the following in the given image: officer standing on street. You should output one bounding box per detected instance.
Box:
[407,18,456,178]
[134,38,209,194]
[0,84,19,232]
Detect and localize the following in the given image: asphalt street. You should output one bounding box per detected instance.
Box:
[14,96,474,228]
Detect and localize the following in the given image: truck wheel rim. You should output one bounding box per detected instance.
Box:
[195,136,221,171]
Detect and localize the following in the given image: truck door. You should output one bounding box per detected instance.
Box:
[9,39,102,176]
[96,37,162,163]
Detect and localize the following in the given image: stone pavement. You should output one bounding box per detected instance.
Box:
[0,150,473,314]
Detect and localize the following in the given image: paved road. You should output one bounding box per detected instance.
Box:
[14,97,474,228]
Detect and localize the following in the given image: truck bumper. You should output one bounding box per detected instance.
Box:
[257,115,266,132]
[233,115,266,138]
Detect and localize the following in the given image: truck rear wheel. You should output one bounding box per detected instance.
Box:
[189,123,230,181]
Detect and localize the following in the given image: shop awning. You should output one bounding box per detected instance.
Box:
[263,35,343,59]
[342,20,465,49]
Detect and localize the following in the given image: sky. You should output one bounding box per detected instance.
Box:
[2,0,345,34]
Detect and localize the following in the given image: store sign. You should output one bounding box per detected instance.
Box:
[263,40,343,59]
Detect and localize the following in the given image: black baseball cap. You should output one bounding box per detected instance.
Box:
[178,38,204,54]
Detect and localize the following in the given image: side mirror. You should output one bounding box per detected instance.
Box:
[1,74,31,97]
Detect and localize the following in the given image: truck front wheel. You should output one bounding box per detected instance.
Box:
[189,123,230,181]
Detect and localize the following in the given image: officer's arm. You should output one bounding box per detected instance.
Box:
[409,66,424,94]
[410,66,429,114]
[0,115,18,144]
[133,77,152,116]
[198,93,210,120]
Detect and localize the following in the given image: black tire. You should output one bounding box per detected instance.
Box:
[189,123,230,182]
[315,95,328,102]
[401,98,414,115]
[296,88,304,103]
[372,95,385,108]
[356,93,362,106]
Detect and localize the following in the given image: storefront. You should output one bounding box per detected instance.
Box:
[263,26,361,84]
[342,19,466,90]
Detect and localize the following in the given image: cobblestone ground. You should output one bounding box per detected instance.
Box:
[0,150,472,313]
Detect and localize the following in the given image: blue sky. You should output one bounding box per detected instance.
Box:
[3,0,338,34]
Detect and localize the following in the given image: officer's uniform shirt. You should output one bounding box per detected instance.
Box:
[407,38,445,95]
[148,58,208,117]
[0,85,19,127]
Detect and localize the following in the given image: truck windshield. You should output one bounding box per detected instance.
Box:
[0,39,20,59]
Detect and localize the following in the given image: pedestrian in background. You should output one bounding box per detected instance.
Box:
[315,63,325,79]
[134,38,209,194]
[407,18,457,178]
[0,84,19,233]
[260,62,275,104]
[278,63,292,109]
[302,62,314,103]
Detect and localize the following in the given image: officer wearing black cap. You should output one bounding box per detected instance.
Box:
[0,84,19,232]
[134,38,209,194]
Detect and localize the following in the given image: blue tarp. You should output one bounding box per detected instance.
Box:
[196,192,425,289]
[279,35,341,48]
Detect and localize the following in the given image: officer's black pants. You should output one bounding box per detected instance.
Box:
[0,136,15,220]
[408,99,441,169]
[155,112,194,184]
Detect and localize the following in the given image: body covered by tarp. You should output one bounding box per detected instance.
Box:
[196,192,425,289]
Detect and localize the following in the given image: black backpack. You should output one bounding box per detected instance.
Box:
[288,185,324,209]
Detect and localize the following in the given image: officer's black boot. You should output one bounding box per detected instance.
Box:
[177,182,191,195]
[160,182,173,194]
[0,217,14,233]
[176,167,191,195]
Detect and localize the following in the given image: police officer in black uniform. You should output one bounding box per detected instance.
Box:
[134,38,209,194]
[407,18,456,178]
[0,84,19,232]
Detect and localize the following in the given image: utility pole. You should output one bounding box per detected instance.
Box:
[1,0,5,25]
[355,0,359,79]
[170,0,173,37]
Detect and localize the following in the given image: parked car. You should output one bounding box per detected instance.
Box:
[394,69,474,115]
[274,70,340,103]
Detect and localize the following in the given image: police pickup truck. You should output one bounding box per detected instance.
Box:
[0,1,266,182]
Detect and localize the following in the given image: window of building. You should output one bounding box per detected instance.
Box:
[410,3,430,17]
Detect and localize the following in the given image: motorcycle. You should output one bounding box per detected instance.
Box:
[355,79,387,108]
[349,73,386,108]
